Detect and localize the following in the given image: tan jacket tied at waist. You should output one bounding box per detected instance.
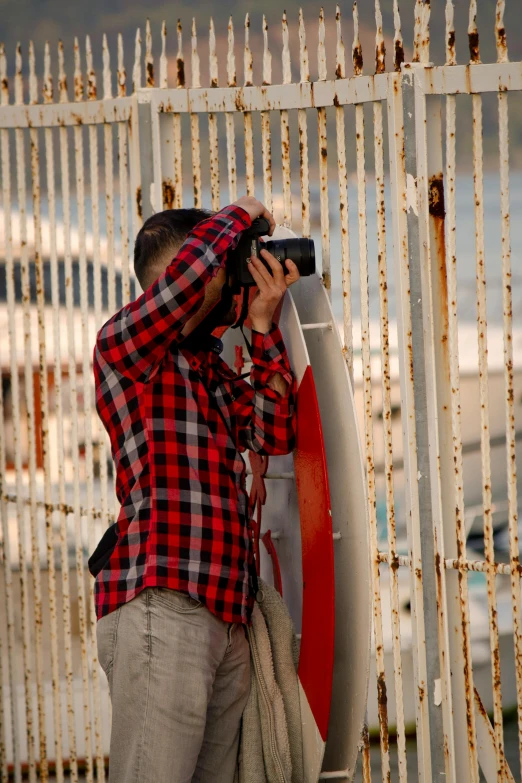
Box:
[238,581,304,783]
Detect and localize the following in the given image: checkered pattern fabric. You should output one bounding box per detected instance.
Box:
[93,205,296,624]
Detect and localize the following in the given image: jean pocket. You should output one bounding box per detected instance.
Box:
[96,607,121,676]
[149,587,202,613]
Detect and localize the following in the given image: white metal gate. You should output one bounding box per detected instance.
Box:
[1,1,522,781]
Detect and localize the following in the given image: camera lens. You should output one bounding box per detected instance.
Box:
[264,238,316,277]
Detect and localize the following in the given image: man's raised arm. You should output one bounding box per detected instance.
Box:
[94,205,251,383]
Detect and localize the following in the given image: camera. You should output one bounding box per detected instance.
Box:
[227,217,315,287]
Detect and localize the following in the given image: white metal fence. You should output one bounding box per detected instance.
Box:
[1,1,522,781]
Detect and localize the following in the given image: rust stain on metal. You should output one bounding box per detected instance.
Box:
[394,40,404,71]
[474,687,487,718]
[376,674,390,753]
[429,175,446,219]
[74,75,83,102]
[496,26,507,58]
[136,186,143,218]
[163,179,175,209]
[447,30,456,62]
[375,41,386,75]
[146,61,154,87]
[177,58,185,87]
[495,0,508,63]
[468,31,480,64]
[87,74,96,100]
[234,92,246,112]
[353,45,363,75]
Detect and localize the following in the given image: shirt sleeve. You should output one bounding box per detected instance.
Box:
[235,323,296,456]
[93,205,251,383]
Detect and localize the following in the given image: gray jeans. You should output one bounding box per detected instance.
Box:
[97,587,251,783]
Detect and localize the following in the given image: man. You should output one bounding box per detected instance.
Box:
[92,196,299,782]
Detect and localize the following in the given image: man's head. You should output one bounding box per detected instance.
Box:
[133,208,237,336]
[134,208,212,291]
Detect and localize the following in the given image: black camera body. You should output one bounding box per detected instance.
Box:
[227,217,316,287]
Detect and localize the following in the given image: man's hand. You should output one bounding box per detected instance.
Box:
[232,196,276,236]
[248,249,300,335]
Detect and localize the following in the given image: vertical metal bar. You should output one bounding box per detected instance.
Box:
[86,39,110,522]
[57,41,94,783]
[117,36,131,303]
[495,7,522,778]
[0,43,22,783]
[419,1,431,64]
[280,11,292,226]
[149,94,163,217]
[413,0,421,61]
[413,76,451,783]
[208,18,220,211]
[445,0,456,67]
[361,722,372,783]
[118,120,130,296]
[468,6,505,773]
[260,16,272,212]
[441,7,480,780]
[130,29,144,237]
[190,19,202,208]
[226,17,238,205]
[133,27,142,93]
[334,6,352,380]
[392,64,432,782]
[374,0,385,74]
[43,42,79,783]
[86,35,110,538]
[9,45,37,783]
[393,0,405,72]
[414,73,462,783]
[445,80,481,783]
[297,10,309,237]
[73,39,105,783]
[145,19,154,88]
[243,14,255,198]
[495,0,508,64]
[86,35,114,759]
[403,60,459,782]
[29,40,65,783]
[373,13,409,780]
[352,6,391,775]
[317,8,329,291]
[160,20,168,89]
[103,37,116,314]
[157,21,177,212]
[173,20,184,209]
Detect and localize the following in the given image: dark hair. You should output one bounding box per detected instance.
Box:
[133,208,212,290]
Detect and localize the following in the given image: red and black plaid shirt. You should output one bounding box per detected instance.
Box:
[93,206,296,624]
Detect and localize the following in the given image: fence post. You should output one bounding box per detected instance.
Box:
[387,66,432,783]
[398,62,450,781]
[412,65,482,782]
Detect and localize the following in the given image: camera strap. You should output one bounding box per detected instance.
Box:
[231,286,255,365]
